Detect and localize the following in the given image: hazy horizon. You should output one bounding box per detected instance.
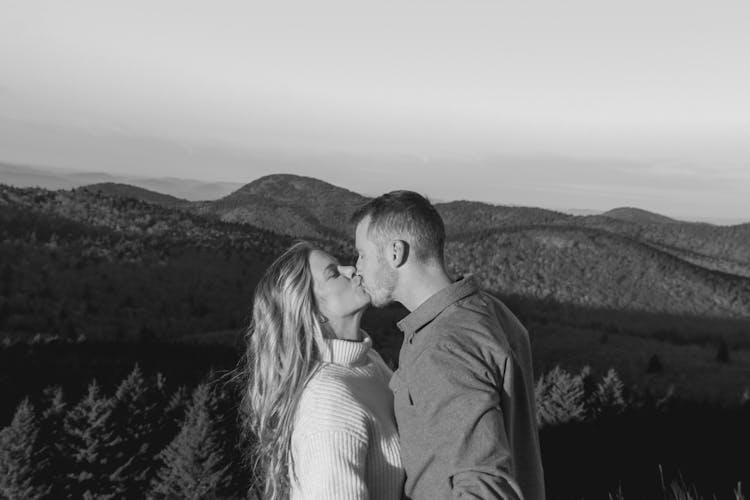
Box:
[2,161,747,226]
[1,0,748,222]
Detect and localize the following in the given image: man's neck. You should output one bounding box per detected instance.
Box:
[396,265,453,312]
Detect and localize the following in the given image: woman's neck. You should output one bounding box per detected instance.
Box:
[326,311,364,342]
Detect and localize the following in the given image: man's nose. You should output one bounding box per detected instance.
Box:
[337,265,356,279]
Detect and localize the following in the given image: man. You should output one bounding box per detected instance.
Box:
[351,191,545,500]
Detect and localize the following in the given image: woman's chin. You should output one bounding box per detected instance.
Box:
[356,298,372,312]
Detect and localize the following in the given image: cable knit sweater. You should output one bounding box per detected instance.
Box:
[290,335,404,500]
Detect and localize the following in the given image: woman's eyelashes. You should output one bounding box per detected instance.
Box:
[326,266,340,280]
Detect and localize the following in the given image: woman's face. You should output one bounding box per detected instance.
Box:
[309,249,370,320]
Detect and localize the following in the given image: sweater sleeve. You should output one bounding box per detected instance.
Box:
[293,431,370,500]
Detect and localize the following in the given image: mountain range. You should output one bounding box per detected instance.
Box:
[2,171,749,320]
[0,162,244,201]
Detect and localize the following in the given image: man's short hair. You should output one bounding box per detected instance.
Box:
[351,190,445,262]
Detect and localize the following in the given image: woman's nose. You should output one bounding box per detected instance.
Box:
[337,265,356,279]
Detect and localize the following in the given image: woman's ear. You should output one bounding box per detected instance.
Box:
[387,240,409,268]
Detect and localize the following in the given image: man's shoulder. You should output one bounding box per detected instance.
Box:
[436,288,515,331]
[427,288,528,354]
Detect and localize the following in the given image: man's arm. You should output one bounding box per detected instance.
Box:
[412,341,524,500]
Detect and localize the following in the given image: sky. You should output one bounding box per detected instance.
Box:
[1,0,749,222]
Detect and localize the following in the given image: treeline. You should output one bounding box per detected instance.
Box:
[3,364,747,499]
[0,365,252,500]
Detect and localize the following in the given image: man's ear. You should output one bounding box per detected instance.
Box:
[386,240,409,268]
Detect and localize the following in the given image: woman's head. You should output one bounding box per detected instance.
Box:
[308,247,370,323]
[251,241,369,342]
[240,241,369,500]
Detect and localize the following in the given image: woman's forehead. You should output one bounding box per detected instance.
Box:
[308,249,338,271]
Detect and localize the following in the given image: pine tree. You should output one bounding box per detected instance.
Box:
[211,374,252,497]
[147,383,191,470]
[593,369,627,417]
[535,366,586,427]
[149,383,231,499]
[165,385,190,427]
[63,380,126,499]
[577,366,598,419]
[39,386,68,499]
[110,364,162,497]
[0,398,51,500]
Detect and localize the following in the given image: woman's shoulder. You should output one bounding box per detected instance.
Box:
[366,349,394,383]
[294,366,369,439]
[302,364,357,399]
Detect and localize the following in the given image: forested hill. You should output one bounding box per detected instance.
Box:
[189,175,750,278]
[80,174,750,278]
[601,207,679,224]
[446,226,750,318]
[1,176,749,346]
[192,173,369,239]
[82,183,190,209]
[0,184,348,342]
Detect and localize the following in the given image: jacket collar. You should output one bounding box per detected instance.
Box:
[396,275,479,336]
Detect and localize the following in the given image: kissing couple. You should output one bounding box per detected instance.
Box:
[241,190,545,500]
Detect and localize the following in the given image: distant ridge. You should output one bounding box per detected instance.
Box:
[0,162,244,201]
[201,176,575,239]
[602,207,679,225]
[575,213,750,277]
[436,200,570,237]
[226,173,365,203]
[82,183,189,208]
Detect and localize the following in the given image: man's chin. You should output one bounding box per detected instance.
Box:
[369,295,393,308]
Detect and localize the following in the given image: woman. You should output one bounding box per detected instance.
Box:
[241,241,403,500]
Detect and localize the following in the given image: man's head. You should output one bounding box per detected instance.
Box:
[351,190,445,307]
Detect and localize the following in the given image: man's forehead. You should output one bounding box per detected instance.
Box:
[355,215,373,240]
[358,219,384,245]
[356,214,372,230]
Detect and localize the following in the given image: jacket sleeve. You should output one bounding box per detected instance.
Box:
[293,430,370,500]
[411,341,524,500]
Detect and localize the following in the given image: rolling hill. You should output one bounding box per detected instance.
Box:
[571,215,750,278]
[188,175,750,278]
[435,200,570,237]
[4,176,750,409]
[81,183,190,208]
[193,173,369,239]
[602,207,679,225]
[447,225,750,318]
[2,174,750,327]
[193,175,750,277]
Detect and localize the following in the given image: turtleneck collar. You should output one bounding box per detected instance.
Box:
[319,334,372,367]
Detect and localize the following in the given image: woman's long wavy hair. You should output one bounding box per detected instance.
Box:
[240,241,328,500]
